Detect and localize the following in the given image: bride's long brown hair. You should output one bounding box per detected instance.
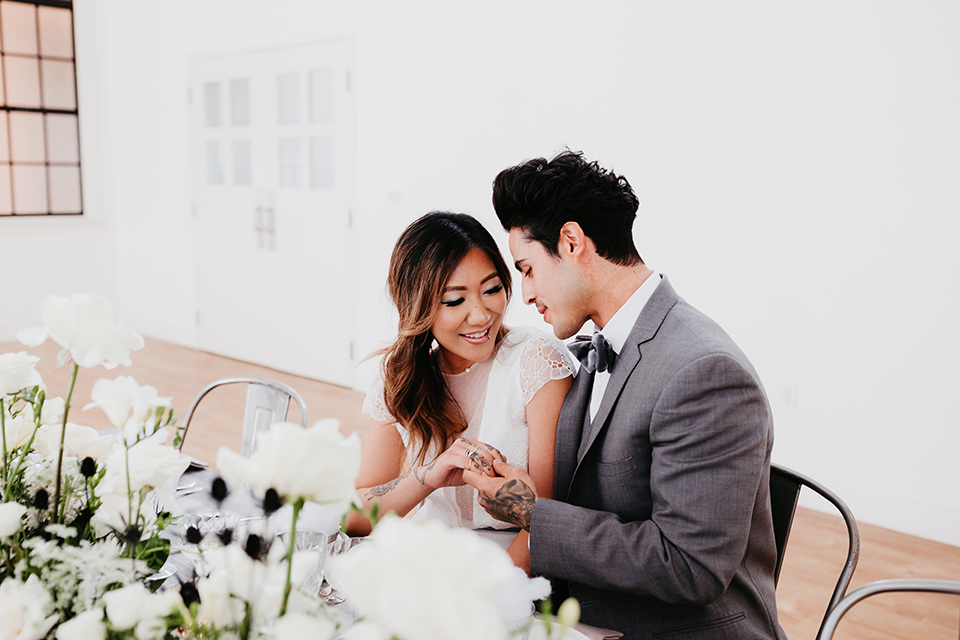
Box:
[380,212,513,465]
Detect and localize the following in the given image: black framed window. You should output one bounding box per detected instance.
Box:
[0,0,80,216]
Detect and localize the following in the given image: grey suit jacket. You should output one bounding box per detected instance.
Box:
[530,276,787,640]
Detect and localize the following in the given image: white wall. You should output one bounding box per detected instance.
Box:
[3,0,958,546]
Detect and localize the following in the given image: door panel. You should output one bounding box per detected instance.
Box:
[190,39,357,387]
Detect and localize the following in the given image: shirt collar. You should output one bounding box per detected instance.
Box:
[597,270,660,354]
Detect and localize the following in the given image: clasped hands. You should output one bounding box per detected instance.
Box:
[430,437,538,532]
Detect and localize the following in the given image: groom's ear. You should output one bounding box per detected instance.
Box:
[557,222,590,261]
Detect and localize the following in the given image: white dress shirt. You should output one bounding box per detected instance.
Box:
[589,271,661,420]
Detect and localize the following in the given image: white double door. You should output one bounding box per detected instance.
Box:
[190,39,357,387]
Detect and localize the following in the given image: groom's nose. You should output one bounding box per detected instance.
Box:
[522,280,536,306]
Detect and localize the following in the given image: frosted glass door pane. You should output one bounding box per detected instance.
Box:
[278,138,301,187]
[207,141,223,185]
[310,136,334,189]
[309,69,334,123]
[232,139,251,185]
[9,112,45,162]
[0,169,11,215]
[0,112,8,162]
[12,165,47,214]
[38,6,74,58]
[1,2,38,55]
[230,78,250,126]
[48,165,81,213]
[5,56,41,108]
[277,73,299,125]
[204,82,221,127]
[45,114,79,163]
[41,59,76,109]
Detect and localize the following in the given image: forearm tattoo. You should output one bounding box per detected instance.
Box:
[477,479,536,530]
[412,459,436,485]
[365,473,408,500]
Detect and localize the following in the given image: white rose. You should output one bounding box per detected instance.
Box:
[0,352,42,396]
[84,376,170,436]
[196,570,244,628]
[17,293,144,369]
[39,396,65,425]
[100,438,189,495]
[217,418,360,513]
[0,575,57,640]
[2,411,36,453]
[34,423,114,461]
[273,612,336,640]
[0,501,27,537]
[102,583,173,632]
[199,543,287,623]
[327,516,531,640]
[56,608,106,640]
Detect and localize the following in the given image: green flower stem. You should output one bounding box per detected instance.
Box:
[1,398,8,501]
[125,445,135,558]
[53,362,79,524]
[279,497,304,617]
[8,409,46,501]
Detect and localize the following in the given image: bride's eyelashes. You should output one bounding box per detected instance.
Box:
[440,283,503,308]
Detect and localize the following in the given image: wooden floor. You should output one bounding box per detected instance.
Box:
[4,337,959,639]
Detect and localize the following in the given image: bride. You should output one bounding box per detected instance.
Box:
[348,211,575,572]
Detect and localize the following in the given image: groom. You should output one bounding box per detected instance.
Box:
[465,151,787,639]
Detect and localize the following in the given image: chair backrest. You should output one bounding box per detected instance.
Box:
[178,376,309,457]
[819,578,960,640]
[770,463,861,639]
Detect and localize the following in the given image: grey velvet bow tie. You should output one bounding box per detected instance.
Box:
[569,332,617,373]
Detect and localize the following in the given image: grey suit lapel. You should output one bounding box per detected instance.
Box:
[555,361,593,501]
[574,275,680,467]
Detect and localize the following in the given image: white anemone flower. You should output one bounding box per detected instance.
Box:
[217,418,360,514]
[83,375,171,439]
[326,516,550,640]
[0,351,42,396]
[16,293,144,369]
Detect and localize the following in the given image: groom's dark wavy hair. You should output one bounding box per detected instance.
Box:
[492,150,643,265]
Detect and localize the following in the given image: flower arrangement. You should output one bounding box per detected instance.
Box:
[1,294,577,640]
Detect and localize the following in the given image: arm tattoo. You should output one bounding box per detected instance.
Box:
[412,459,436,485]
[477,479,536,531]
[365,473,408,500]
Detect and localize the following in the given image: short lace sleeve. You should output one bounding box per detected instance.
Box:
[517,331,577,404]
[361,372,395,424]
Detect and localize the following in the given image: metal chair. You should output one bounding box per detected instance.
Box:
[178,376,308,456]
[819,579,960,640]
[770,463,861,639]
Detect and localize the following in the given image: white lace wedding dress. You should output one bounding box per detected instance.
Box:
[363,326,576,539]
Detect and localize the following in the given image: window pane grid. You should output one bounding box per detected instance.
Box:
[0,0,80,216]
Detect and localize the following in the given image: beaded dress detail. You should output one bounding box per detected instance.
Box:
[362,326,576,530]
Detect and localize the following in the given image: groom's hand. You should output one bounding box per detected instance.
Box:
[463,459,538,531]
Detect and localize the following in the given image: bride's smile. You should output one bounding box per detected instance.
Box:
[433,247,507,374]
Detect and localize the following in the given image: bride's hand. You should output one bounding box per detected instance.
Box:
[416,437,506,489]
